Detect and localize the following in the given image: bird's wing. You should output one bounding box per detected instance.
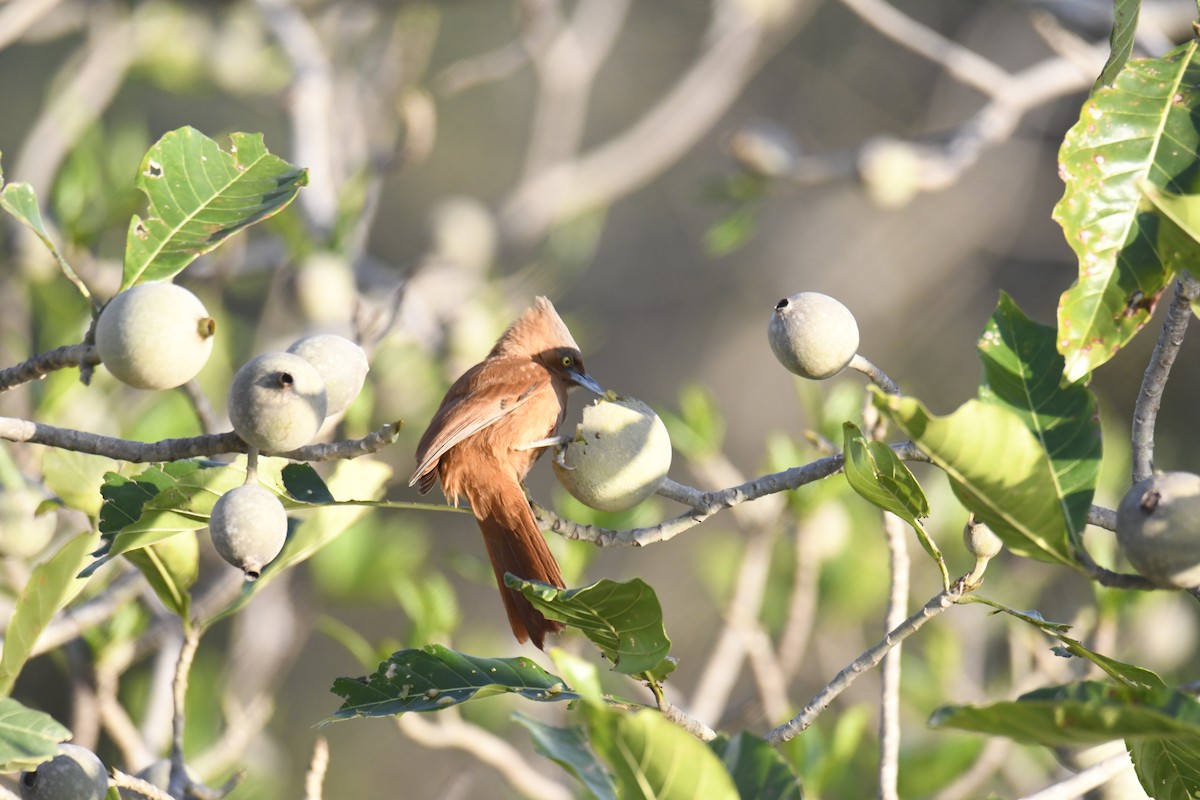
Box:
[409,360,549,489]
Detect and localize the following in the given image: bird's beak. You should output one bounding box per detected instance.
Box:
[570,371,605,395]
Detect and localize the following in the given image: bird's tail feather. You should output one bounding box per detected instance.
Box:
[473,487,564,649]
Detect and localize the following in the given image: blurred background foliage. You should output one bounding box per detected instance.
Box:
[1,0,1199,797]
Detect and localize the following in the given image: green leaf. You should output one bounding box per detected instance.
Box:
[964,597,1165,690]
[1054,41,1200,381]
[281,463,334,504]
[710,732,804,800]
[977,293,1101,544]
[0,531,97,697]
[842,422,928,524]
[41,450,118,518]
[1130,735,1200,800]
[122,126,307,288]
[507,576,672,677]
[585,706,739,800]
[1141,182,1200,280]
[327,645,578,720]
[514,713,617,800]
[0,698,71,773]
[842,421,946,583]
[930,681,1200,747]
[875,393,1077,566]
[0,183,91,301]
[86,461,241,576]
[1095,0,1141,88]
[123,532,198,619]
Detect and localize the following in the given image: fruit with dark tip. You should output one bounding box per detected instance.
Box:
[209,483,288,581]
[287,334,368,416]
[768,292,859,380]
[19,744,108,800]
[95,283,215,389]
[1116,472,1200,589]
[228,352,327,452]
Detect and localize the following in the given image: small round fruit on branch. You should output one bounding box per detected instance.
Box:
[228,352,328,452]
[767,292,859,380]
[95,282,215,390]
[553,396,672,513]
[286,333,369,416]
[20,744,109,800]
[1116,471,1200,590]
[209,483,288,581]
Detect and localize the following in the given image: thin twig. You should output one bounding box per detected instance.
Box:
[878,513,909,800]
[253,0,339,236]
[169,624,201,800]
[533,442,929,548]
[304,736,329,800]
[0,0,71,53]
[778,515,825,679]
[0,417,401,462]
[179,379,220,436]
[1015,752,1136,800]
[0,344,100,392]
[657,698,718,742]
[7,568,144,658]
[766,578,970,745]
[1132,278,1196,482]
[395,712,571,800]
[110,768,176,800]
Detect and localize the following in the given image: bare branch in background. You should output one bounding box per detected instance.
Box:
[878,512,910,800]
[11,4,134,194]
[499,0,814,244]
[396,711,572,800]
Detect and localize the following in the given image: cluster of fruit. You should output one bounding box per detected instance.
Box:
[94,282,369,580]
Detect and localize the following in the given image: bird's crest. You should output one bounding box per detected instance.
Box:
[491,296,580,358]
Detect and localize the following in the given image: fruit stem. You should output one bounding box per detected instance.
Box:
[848,354,900,395]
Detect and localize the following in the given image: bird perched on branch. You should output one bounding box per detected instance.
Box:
[410,297,604,648]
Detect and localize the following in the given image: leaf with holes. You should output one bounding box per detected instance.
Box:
[507,576,673,678]
[930,681,1200,747]
[1053,41,1200,381]
[122,126,307,289]
[977,293,1101,545]
[327,645,578,720]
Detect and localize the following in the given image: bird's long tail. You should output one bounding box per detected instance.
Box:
[469,483,564,649]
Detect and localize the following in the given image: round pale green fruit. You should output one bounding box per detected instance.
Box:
[287,334,368,416]
[210,483,287,581]
[95,282,215,389]
[553,397,672,513]
[858,137,923,209]
[962,517,1003,562]
[768,292,859,380]
[1116,472,1200,589]
[20,744,108,800]
[0,484,57,558]
[228,352,328,452]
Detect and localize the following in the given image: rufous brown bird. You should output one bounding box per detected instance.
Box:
[410,297,604,648]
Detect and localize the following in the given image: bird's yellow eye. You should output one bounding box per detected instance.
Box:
[561,355,574,368]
